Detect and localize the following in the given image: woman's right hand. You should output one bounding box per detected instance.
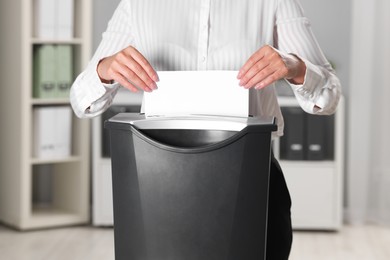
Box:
[97,45,159,92]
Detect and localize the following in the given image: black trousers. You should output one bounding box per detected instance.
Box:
[266,154,293,260]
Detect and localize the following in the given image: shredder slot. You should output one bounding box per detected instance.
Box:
[139,129,238,148]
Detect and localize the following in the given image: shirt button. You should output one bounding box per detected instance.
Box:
[202,56,206,62]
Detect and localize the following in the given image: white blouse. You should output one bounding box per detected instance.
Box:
[70,0,341,136]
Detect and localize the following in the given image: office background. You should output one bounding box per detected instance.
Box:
[0,0,389,259]
[94,0,390,227]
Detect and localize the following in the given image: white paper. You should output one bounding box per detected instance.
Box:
[144,71,248,117]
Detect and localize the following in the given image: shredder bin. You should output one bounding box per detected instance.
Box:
[105,113,277,260]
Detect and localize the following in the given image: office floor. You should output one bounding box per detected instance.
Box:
[1,224,389,260]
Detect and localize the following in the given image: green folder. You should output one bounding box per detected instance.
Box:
[33,45,57,98]
[56,45,73,98]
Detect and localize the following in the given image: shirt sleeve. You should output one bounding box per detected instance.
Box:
[275,0,341,115]
[70,0,135,118]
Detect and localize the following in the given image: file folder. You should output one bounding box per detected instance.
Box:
[34,0,74,39]
[306,114,335,160]
[54,106,72,157]
[34,0,56,39]
[33,45,57,98]
[56,45,73,98]
[280,107,335,161]
[33,106,72,159]
[57,0,74,39]
[280,107,305,160]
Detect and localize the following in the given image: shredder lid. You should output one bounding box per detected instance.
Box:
[105,113,277,132]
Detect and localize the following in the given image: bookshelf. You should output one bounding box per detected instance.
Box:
[274,96,345,230]
[0,0,92,230]
[92,89,142,226]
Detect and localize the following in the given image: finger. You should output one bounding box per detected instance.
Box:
[254,67,288,90]
[237,51,265,80]
[244,63,274,89]
[254,72,278,90]
[238,45,275,79]
[120,57,157,91]
[127,47,159,82]
[245,54,288,88]
[113,54,155,91]
[118,65,153,92]
[239,59,269,88]
[111,72,142,92]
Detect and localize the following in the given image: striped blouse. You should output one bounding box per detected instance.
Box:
[70,0,341,136]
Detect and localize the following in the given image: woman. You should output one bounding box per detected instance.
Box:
[71,0,341,259]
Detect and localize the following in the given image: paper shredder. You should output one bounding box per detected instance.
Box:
[105,113,277,260]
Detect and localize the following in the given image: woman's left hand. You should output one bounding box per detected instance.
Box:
[237,45,306,89]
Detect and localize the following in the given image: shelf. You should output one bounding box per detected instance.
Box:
[28,207,87,230]
[279,160,335,167]
[274,97,345,231]
[31,38,83,45]
[32,98,70,105]
[0,0,91,230]
[31,156,81,165]
[29,162,89,230]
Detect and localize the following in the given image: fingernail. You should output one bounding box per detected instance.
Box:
[153,74,159,82]
[237,71,242,79]
[150,82,157,90]
[255,83,264,89]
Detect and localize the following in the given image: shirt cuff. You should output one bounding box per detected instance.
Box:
[286,57,326,113]
[70,61,120,118]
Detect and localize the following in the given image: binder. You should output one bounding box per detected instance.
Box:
[33,45,57,98]
[34,0,56,39]
[56,45,73,98]
[54,106,72,157]
[280,107,305,160]
[34,0,74,39]
[33,106,72,159]
[280,107,335,161]
[33,107,57,158]
[306,114,335,160]
[56,0,74,39]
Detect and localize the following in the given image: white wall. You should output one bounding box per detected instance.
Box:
[299,0,352,212]
[347,0,390,225]
[92,0,121,51]
[300,0,351,97]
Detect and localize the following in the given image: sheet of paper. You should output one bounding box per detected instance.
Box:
[144,71,249,117]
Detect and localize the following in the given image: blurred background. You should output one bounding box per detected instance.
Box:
[1,0,389,259]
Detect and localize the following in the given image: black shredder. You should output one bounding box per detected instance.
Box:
[105,113,277,260]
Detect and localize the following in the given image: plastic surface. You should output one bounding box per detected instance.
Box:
[106,113,276,132]
[105,113,276,260]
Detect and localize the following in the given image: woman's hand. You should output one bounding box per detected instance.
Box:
[237,45,306,89]
[97,45,159,92]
